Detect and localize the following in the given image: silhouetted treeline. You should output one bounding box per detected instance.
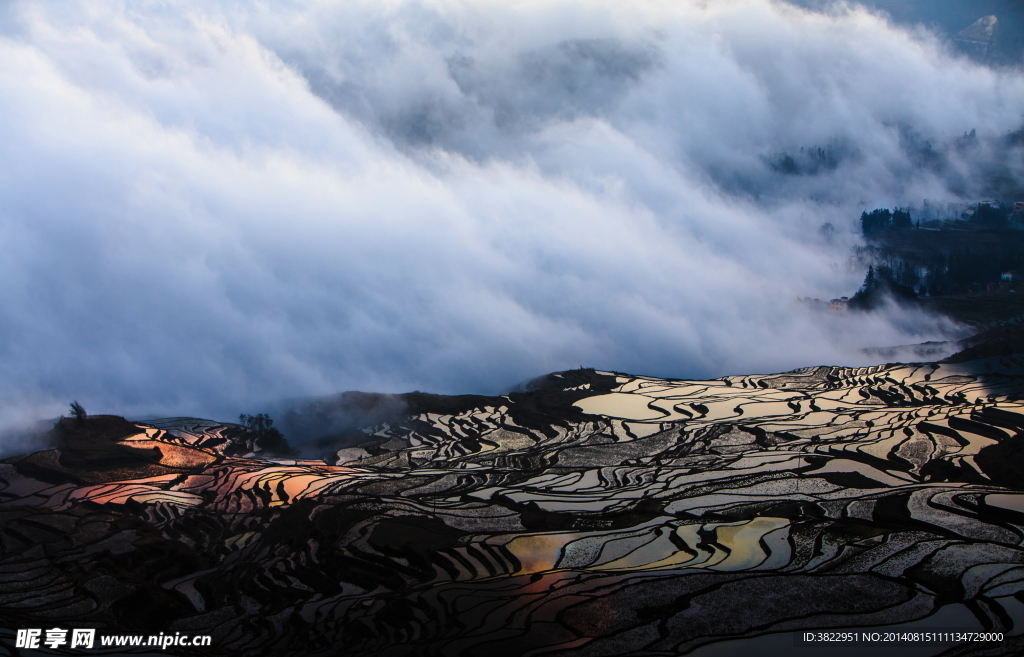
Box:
[861,208,913,235]
[854,200,1024,296]
[924,245,1023,295]
[863,203,1013,236]
[239,412,294,455]
[848,265,919,310]
[854,240,1024,297]
[767,139,850,176]
[974,203,1011,227]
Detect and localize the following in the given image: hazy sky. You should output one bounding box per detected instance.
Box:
[0,0,1021,432]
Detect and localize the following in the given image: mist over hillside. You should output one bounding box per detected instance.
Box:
[789,0,1024,65]
[0,0,1021,435]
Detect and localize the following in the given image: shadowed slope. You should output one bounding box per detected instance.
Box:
[3,361,1024,655]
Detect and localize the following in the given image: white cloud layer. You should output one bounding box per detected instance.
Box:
[0,0,1020,431]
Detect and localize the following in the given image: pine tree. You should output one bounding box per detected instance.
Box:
[863,265,876,292]
[69,401,87,426]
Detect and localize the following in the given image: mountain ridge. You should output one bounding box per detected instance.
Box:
[4,347,1024,655]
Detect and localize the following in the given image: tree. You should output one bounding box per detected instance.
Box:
[848,265,918,311]
[239,413,293,456]
[892,208,912,229]
[861,209,892,235]
[974,203,1008,227]
[819,222,836,244]
[69,401,87,426]
[239,413,273,433]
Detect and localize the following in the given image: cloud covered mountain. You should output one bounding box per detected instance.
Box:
[0,0,1020,435]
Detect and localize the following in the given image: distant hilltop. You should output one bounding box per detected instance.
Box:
[787,2,1024,66]
[5,333,1024,655]
[955,15,999,61]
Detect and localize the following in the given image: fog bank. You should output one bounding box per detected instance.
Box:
[0,0,1020,433]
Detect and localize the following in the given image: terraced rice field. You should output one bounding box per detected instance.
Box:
[3,358,1024,655]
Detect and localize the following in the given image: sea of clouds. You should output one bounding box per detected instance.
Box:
[0,0,1021,440]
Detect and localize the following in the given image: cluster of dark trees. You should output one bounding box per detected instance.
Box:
[848,264,919,310]
[913,247,1024,296]
[860,208,913,235]
[919,247,1021,295]
[973,203,1012,226]
[853,202,1023,300]
[853,238,1024,299]
[862,203,1015,236]
[769,140,850,176]
[239,412,292,455]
